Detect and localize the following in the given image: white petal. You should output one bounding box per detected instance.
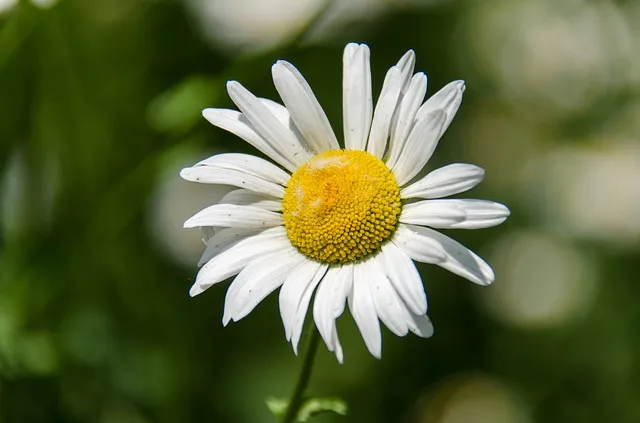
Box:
[290,265,328,354]
[195,153,290,185]
[184,204,283,228]
[380,242,427,315]
[391,110,446,186]
[198,227,263,267]
[401,199,510,229]
[343,43,373,151]
[386,73,428,169]
[272,61,339,153]
[218,189,282,212]
[313,265,353,357]
[401,163,485,199]
[226,81,311,167]
[180,167,285,198]
[259,98,313,155]
[393,224,495,285]
[399,198,467,228]
[395,49,416,95]
[332,327,344,363]
[330,264,353,318]
[366,66,403,159]
[387,50,417,150]
[392,224,447,263]
[201,226,216,244]
[202,108,296,172]
[223,248,305,325]
[279,259,325,341]
[349,259,382,358]
[415,80,465,137]
[191,226,290,296]
[408,313,434,338]
[370,255,410,337]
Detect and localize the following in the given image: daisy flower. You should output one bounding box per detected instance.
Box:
[181,43,510,362]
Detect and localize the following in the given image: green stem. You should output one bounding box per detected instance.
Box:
[282,327,321,423]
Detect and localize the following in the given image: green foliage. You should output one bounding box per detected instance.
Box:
[0,0,639,423]
[265,397,289,420]
[147,75,221,135]
[298,397,348,421]
[266,397,348,422]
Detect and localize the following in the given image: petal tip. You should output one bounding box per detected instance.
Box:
[202,108,216,118]
[190,283,205,297]
[183,217,197,228]
[271,61,285,73]
[226,80,241,94]
[179,167,191,180]
[222,314,231,327]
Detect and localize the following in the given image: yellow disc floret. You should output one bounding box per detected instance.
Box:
[282,150,401,264]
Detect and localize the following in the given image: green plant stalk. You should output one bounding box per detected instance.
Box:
[282,328,321,423]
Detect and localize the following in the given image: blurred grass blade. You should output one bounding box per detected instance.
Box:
[147,75,220,134]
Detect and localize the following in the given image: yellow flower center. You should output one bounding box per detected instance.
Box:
[282,150,401,264]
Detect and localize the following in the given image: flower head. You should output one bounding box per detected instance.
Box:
[181,43,510,362]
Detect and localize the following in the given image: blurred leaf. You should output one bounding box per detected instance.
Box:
[265,397,289,420]
[147,75,220,134]
[298,397,348,421]
[266,397,348,422]
[18,331,58,376]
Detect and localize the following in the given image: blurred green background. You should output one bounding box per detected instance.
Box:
[1,0,639,422]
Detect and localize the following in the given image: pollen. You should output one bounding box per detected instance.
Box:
[282,150,401,264]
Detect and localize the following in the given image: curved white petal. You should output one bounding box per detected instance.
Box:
[393,224,495,285]
[332,327,344,364]
[195,153,290,185]
[367,66,403,159]
[391,109,446,185]
[279,259,325,342]
[380,242,427,315]
[395,49,416,95]
[401,199,510,229]
[191,226,291,296]
[223,247,305,324]
[180,167,285,198]
[313,265,353,362]
[258,98,314,155]
[198,227,263,267]
[408,313,434,338]
[370,255,410,336]
[343,43,373,151]
[218,189,282,212]
[392,224,447,263]
[272,61,339,153]
[201,226,216,243]
[202,108,296,172]
[184,204,283,228]
[349,259,382,358]
[401,163,485,199]
[386,73,428,169]
[291,265,328,354]
[226,81,311,167]
[399,198,467,228]
[415,80,465,137]
[387,50,417,149]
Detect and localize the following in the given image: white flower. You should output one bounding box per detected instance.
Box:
[181,43,510,362]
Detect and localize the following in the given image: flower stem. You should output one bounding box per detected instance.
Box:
[282,327,321,423]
